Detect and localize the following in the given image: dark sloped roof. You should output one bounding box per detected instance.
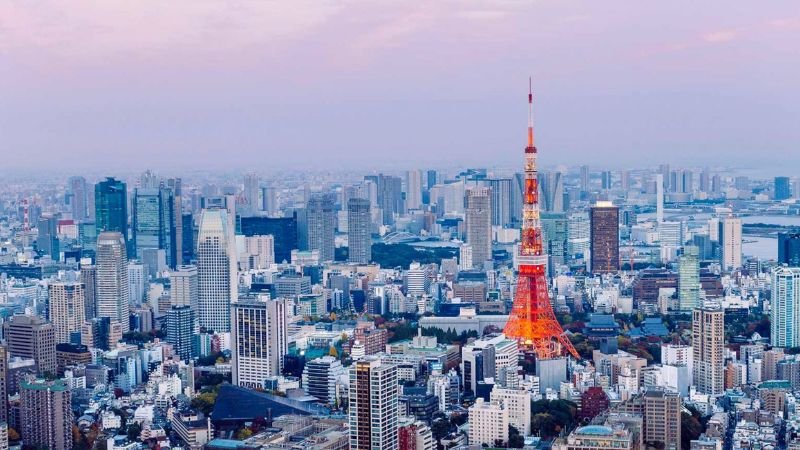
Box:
[211,384,330,422]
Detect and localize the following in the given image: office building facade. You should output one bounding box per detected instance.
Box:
[197,208,237,333]
[590,202,620,273]
[96,231,130,333]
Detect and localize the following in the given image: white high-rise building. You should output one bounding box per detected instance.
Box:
[468,398,509,446]
[48,282,86,343]
[464,187,492,266]
[349,357,399,450]
[490,388,531,435]
[719,217,742,271]
[459,244,473,270]
[302,355,347,406]
[347,198,372,264]
[128,262,146,304]
[96,231,130,333]
[567,211,590,262]
[170,265,199,309]
[197,208,237,333]
[771,267,800,348]
[231,296,287,389]
[240,235,275,270]
[405,263,430,296]
[406,170,423,210]
[693,304,724,396]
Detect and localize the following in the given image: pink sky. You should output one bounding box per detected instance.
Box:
[1,1,799,171]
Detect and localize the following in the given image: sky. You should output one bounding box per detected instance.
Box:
[1,1,799,173]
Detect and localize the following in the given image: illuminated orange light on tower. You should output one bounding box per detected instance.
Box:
[503,79,580,360]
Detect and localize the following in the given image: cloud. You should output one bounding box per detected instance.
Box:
[702,30,738,43]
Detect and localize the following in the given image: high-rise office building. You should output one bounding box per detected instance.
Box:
[568,211,590,263]
[261,186,277,215]
[240,215,298,263]
[3,315,56,375]
[94,177,128,238]
[601,170,612,190]
[132,186,177,267]
[348,198,372,264]
[590,202,619,273]
[656,174,664,224]
[365,174,403,225]
[541,213,568,276]
[68,176,89,220]
[80,261,97,320]
[539,172,564,213]
[678,246,700,312]
[302,355,346,406]
[37,214,60,259]
[643,389,681,450]
[96,232,130,333]
[306,194,336,262]
[699,168,710,193]
[464,187,492,267]
[349,357,399,450]
[0,346,7,423]
[241,235,275,270]
[197,209,237,333]
[692,304,724,396]
[778,232,800,267]
[243,173,261,215]
[718,217,742,272]
[170,265,199,311]
[48,282,86,343]
[20,378,72,450]
[166,305,195,361]
[231,296,287,389]
[181,212,194,264]
[579,165,590,193]
[775,176,791,201]
[771,267,800,348]
[487,178,512,226]
[406,170,423,210]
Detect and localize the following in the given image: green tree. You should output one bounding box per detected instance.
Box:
[508,425,524,448]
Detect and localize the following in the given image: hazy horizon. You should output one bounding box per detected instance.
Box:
[2,1,799,171]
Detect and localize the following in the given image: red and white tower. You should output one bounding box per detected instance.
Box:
[503,80,580,360]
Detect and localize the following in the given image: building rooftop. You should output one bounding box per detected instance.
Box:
[575,425,615,436]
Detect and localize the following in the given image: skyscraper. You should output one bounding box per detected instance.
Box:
[306,194,336,262]
[231,296,287,389]
[170,265,199,314]
[132,185,177,267]
[80,261,97,320]
[68,176,89,221]
[405,170,423,210]
[538,172,564,213]
[656,174,664,224]
[20,379,72,450]
[349,357,399,450]
[48,282,86,343]
[243,173,261,215]
[240,215,298,263]
[3,315,56,375]
[464,187,492,267]
[37,214,60,259]
[775,176,791,201]
[166,305,195,361]
[579,165,590,194]
[541,213,568,277]
[718,217,742,272]
[771,267,800,348]
[642,389,681,450]
[590,202,619,273]
[94,177,128,237]
[601,170,612,190]
[678,246,700,312]
[197,208,237,333]
[348,198,372,264]
[0,346,7,423]
[365,174,403,225]
[778,232,800,267]
[692,304,724,396]
[567,211,590,263]
[96,231,130,333]
[487,178,512,226]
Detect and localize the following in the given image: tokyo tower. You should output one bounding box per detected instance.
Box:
[503,80,580,360]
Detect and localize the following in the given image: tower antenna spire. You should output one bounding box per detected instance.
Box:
[528,77,534,148]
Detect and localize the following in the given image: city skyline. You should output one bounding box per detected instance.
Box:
[2,2,799,171]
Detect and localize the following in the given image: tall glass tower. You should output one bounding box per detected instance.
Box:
[95,177,128,243]
[132,186,177,267]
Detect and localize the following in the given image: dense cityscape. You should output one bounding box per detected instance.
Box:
[4,2,800,450]
[0,80,799,450]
